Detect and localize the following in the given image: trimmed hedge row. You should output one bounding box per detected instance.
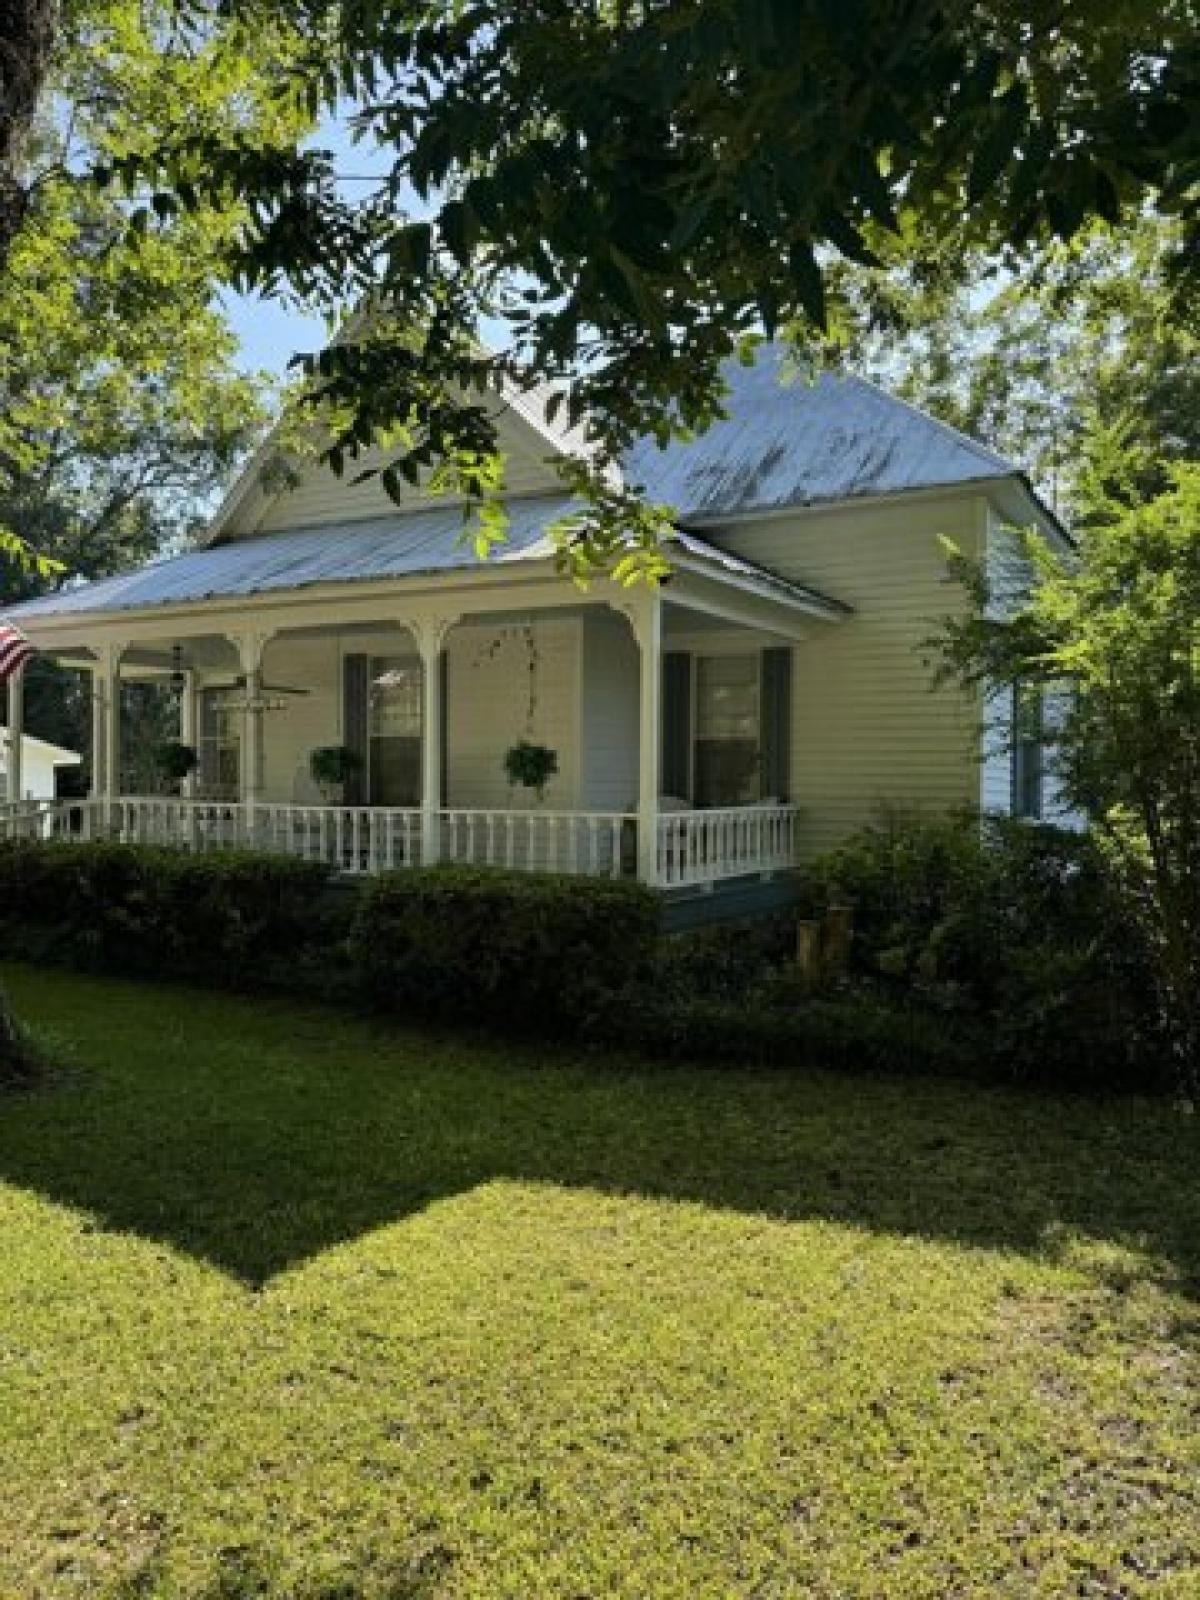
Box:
[0,845,661,1032]
[0,841,338,986]
[350,865,660,1029]
[0,825,1157,1091]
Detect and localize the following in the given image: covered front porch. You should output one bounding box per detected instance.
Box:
[2,538,844,890]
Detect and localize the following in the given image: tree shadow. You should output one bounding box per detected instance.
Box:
[1,968,1198,1294]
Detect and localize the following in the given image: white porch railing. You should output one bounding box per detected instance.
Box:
[436,809,633,878]
[657,804,800,888]
[1,798,799,886]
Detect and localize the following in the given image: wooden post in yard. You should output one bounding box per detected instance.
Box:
[824,903,854,977]
[796,919,822,988]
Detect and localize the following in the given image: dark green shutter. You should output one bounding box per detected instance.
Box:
[661,652,692,800]
[342,653,369,805]
[760,647,792,801]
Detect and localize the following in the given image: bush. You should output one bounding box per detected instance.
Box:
[808,813,1160,1090]
[351,865,659,1032]
[0,840,339,987]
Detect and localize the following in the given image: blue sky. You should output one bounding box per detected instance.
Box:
[219,113,391,378]
[220,289,328,377]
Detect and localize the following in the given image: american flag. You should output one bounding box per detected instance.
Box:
[0,623,35,684]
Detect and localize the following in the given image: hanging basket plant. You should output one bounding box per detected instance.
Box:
[153,741,198,792]
[310,745,364,802]
[503,740,559,802]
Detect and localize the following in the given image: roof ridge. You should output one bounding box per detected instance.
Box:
[843,372,1014,476]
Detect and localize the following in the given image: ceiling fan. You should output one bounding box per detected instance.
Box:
[204,673,312,698]
[169,644,310,698]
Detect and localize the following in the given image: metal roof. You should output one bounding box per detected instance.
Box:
[623,344,1016,522]
[5,345,1035,628]
[5,493,844,624]
[6,497,567,621]
[668,528,849,616]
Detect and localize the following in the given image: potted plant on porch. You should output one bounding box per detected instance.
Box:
[310,745,364,804]
[503,740,559,803]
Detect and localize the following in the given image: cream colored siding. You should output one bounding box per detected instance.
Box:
[445,618,582,809]
[242,413,562,539]
[709,494,987,856]
[256,618,586,809]
[257,633,346,803]
[579,610,639,811]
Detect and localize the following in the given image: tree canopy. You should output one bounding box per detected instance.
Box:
[937,467,1200,1087]
[849,212,1199,525]
[0,0,313,583]
[83,0,1198,571]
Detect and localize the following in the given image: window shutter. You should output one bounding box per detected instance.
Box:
[342,654,369,805]
[760,647,792,801]
[661,652,692,800]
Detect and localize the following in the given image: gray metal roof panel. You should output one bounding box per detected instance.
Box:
[622,345,1015,521]
[5,496,571,621]
[4,493,846,624]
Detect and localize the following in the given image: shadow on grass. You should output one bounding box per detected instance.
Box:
[1,965,1197,1292]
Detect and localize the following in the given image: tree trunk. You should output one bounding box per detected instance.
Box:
[0,987,35,1085]
[0,0,59,268]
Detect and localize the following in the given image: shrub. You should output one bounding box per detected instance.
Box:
[0,986,39,1087]
[808,813,1159,1090]
[351,865,658,1031]
[0,840,338,987]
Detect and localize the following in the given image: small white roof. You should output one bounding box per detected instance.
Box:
[0,729,82,766]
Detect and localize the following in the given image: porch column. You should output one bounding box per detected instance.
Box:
[88,663,105,801]
[6,664,24,804]
[98,642,122,818]
[179,669,197,798]
[231,630,273,825]
[410,614,457,867]
[622,589,662,886]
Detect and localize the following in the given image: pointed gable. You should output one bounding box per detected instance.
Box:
[207,374,591,546]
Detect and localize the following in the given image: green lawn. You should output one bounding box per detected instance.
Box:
[1,966,1198,1599]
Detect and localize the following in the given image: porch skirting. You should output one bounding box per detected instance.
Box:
[0,798,800,890]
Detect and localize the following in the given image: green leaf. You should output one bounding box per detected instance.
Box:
[967,85,1029,205]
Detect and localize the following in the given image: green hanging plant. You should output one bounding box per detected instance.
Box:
[154,741,198,788]
[503,740,559,801]
[310,745,364,801]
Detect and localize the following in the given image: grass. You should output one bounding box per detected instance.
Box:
[0,966,1198,1599]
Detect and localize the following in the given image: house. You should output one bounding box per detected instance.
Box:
[0,729,81,804]
[0,344,1067,902]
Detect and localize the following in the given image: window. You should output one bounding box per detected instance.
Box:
[198,690,240,800]
[694,654,761,807]
[368,657,422,806]
[1011,681,1044,819]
